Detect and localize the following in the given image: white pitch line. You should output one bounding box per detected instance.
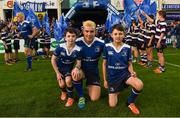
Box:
[165,54,180,56]
[154,59,180,68]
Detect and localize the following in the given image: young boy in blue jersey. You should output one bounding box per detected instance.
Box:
[102,24,143,115]
[16,12,39,71]
[51,27,82,107]
[71,20,104,109]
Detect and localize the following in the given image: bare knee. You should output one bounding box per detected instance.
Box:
[109,101,117,107]
[109,94,118,107]
[90,95,100,101]
[65,76,72,87]
[58,80,65,88]
[88,86,101,101]
[134,80,143,91]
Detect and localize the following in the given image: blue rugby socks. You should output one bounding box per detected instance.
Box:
[127,88,141,104]
[66,86,73,98]
[73,80,84,97]
[27,55,32,69]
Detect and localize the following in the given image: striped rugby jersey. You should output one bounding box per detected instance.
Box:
[155,20,167,43]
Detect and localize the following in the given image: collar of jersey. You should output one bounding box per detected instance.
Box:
[61,43,77,56]
[110,42,125,53]
[81,37,97,47]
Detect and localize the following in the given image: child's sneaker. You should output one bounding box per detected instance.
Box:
[153,67,162,74]
[60,92,67,101]
[128,103,140,115]
[78,97,85,109]
[5,62,12,65]
[65,98,74,107]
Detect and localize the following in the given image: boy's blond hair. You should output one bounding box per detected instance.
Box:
[16,12,25,19]
[83,20,96,29]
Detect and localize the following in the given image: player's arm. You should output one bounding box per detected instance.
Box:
[28,26,40,39]
[141,11,154,23]
[128,61,136,77]
[138,15,143,25]
[2,41,7,49]
[102,59,108,89]
[51,55,63,80]
[157,33,165,48]
[148,35,154,47]
[71,59,82,80]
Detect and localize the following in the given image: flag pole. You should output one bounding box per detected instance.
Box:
[57,0,63,20]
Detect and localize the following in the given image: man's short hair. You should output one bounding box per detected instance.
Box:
[16,12,25,19]
[83,20,96,29]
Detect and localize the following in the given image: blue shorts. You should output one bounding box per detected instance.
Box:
[108,72,131,93]
[84,70,100,86]
[58,69,71,80]
[24,39,35,49]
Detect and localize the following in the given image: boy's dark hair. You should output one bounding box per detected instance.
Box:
[149,15,154,20]
[64,27,78,36]
[111,24,125,33]
[158,10,166,19]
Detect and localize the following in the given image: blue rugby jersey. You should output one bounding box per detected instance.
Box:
[18,20,34,39]
[103,43,132,84]
[53,43,82,72]
[76,37,104,71]
[155,20,167,44]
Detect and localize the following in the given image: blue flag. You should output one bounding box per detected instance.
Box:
[150,1,157,18]
[123,0,139,28]
[13,1,23,17]
[42,13,51,36]
[26,9,42,29]
[59,14,68,35]
[13,1,29,18]
[139,0,150,21]
[53,14,68,41]
[124,0,138,15]
[54,20,63,41]
[105,13,121,33]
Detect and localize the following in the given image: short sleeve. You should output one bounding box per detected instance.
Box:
[102,46,107,60]
[53,46,61,57]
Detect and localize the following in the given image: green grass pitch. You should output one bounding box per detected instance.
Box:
[0,47,180,117]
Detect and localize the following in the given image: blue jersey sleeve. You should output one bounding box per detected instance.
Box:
[53,46,61,57]
[28,22,33,30]
[127,47,132,61]
[102,46,107,59]
[77,49,82,60]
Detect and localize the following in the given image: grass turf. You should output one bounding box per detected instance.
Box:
[0,47,180,117]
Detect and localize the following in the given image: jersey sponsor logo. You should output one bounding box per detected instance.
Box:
[23,24,27,28]
[72,53,77,58]
[121,51,127,57]
[95,46,100,52]
[109,87,115,92]
[60,52,65,56]
[108,51,113,55]
[115,63,120,66]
